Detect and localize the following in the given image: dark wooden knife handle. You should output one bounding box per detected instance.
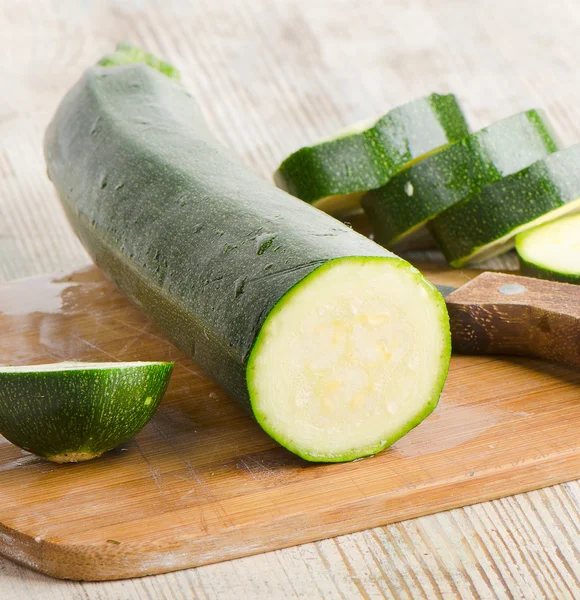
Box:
[446,272,580,367]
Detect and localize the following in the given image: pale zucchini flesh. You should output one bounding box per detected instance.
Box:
[516,213,580,283]
[248,257,450,462]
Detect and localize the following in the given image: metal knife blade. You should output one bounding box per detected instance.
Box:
[434,284,457,298]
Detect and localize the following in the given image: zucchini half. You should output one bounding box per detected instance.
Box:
[362,110,560,247]
[516,213,580,284]
[44,46,451,463]
[274,94,469,215]
[429,145,580,267]
[0,361,173,463]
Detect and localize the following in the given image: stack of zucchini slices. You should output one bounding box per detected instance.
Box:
[274,94,469,215]
[276,99,580,282]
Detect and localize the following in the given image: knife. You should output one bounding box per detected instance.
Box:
[435,272,580,368]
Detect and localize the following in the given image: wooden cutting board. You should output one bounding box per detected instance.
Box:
[0,264,579,581]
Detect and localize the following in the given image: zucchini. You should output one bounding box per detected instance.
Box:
[274,94,469,214]
[428,145,580,267]
[44,46,451,463]
[0,361,173,463]
[516,213,580,283]
[362,110,560,247]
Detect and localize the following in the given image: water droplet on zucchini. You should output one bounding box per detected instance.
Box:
[256,233,276,255]
[234,277,246,298]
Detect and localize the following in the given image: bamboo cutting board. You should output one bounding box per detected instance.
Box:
[0,264,579,581]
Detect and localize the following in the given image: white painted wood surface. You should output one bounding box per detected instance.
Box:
[0,0,579,597]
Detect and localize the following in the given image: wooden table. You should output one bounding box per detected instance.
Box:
[1,0,579,597]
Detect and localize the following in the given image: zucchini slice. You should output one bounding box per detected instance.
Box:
[44,46,451,463]
[362,110,560,247]
[274,94,469,214]
[516,213,580,284]
[0,361,173,463]
[429,145,580,267]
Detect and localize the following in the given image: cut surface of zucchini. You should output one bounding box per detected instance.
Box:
[516,213,580,283]
[248,257,450,462]
[274,94,468,215]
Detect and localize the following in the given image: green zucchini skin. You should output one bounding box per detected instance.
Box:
[518,258,580,284]
[429,145,580,267]
[362,110,560,247]
[0,362,173,462]
[274,94,469,207]
[44,64,422,421]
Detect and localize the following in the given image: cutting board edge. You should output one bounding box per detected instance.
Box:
[2,450,578,581]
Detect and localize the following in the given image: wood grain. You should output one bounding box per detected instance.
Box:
[0,265,579,581]
[447,272,580,367]
[2,0,580,597]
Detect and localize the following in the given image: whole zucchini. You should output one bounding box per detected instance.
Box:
[44,47,451,462]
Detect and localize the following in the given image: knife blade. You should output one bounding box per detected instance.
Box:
[433,271,580,368]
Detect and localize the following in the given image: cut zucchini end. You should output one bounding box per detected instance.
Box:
[247,256,451,463]
[450,200,580,268]
[516,211,580,283]
[0,360,173,373]
[0,361,174,462]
